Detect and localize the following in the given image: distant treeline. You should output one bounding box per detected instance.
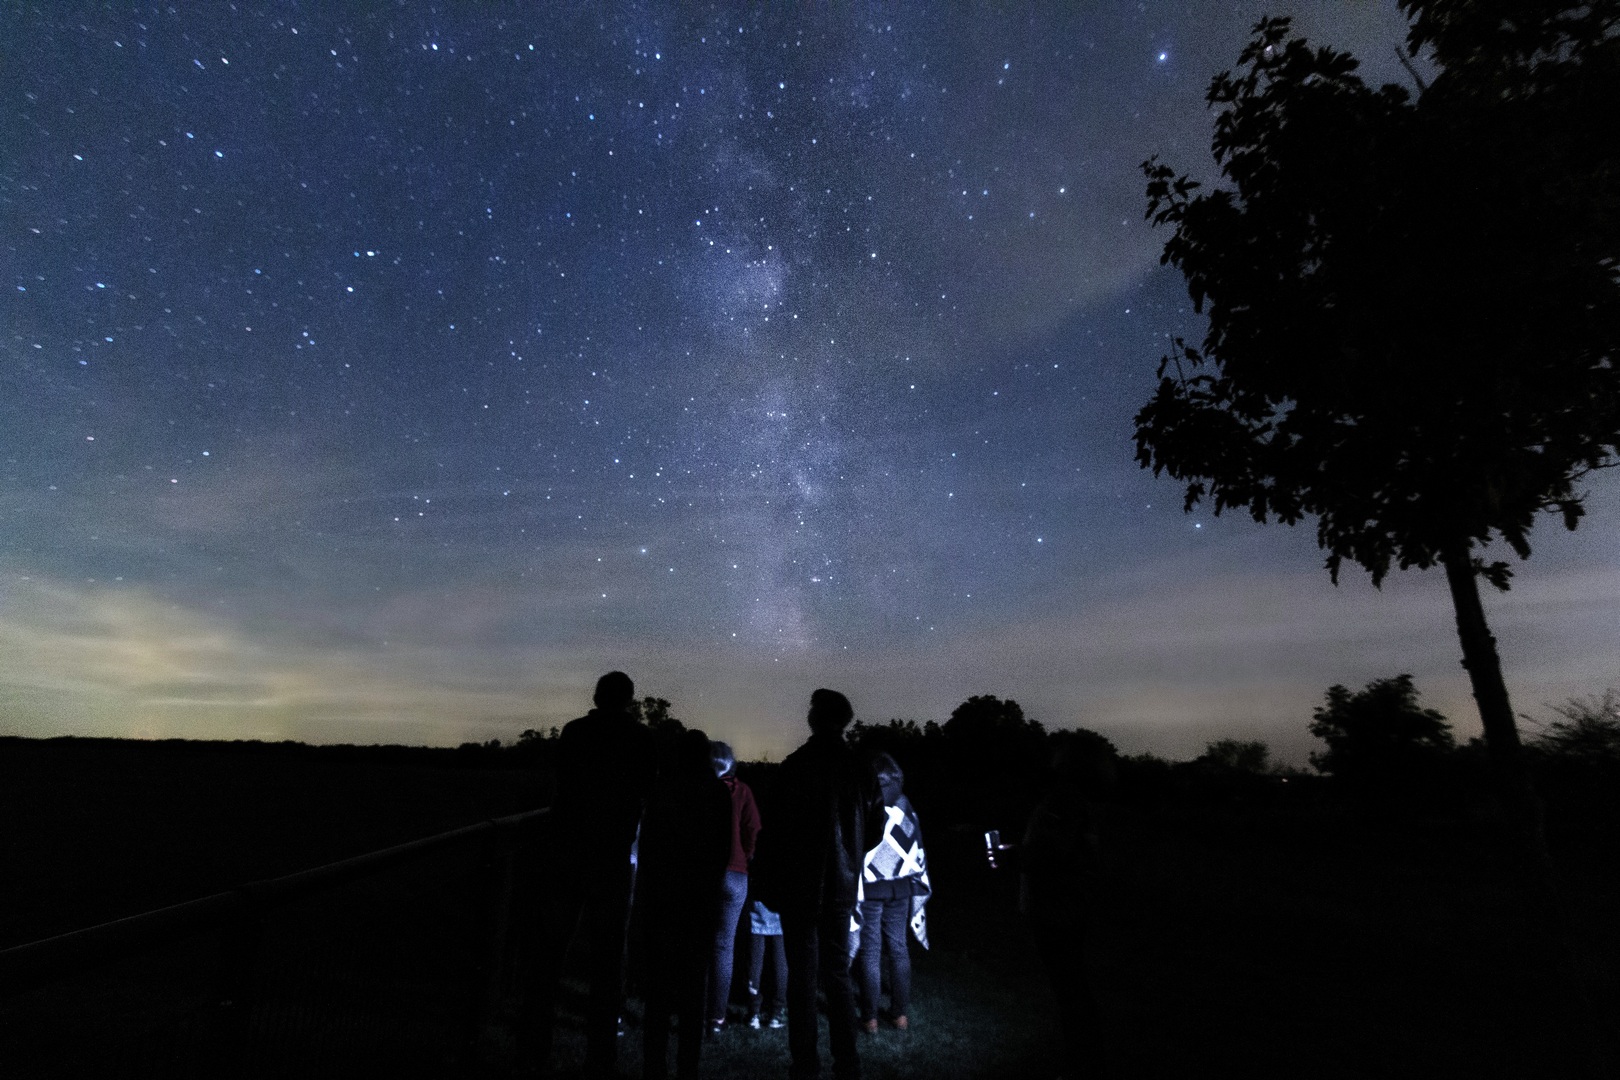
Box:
[0,734,539,769]
[10,677,1614,844]
[510,684,1620,843]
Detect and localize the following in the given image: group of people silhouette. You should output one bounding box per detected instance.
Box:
[520,672,932,1080]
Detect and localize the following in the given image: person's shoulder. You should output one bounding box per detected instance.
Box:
[579,708,651,743]
[687,774,729,818]
[775,745,816,790]
[617,713,654,742]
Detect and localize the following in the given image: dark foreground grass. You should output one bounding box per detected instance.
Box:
[531,815,1619,1080]
[534,944,1054,1080]
[6,739,1616,1079]
[666,949,1050,1080]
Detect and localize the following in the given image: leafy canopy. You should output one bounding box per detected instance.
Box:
[1137,6,1620,587]
[943,694,1043,738]
[1196,738,1273,774]
[1309,674,1455,784]
[1531,689,1620,765]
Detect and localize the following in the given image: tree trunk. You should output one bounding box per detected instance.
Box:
[1439,543,1549,866]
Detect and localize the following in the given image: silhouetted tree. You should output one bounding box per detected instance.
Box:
[518,726,561,743]
[1047,726,1117,764]
[1530,690,1620,766]
[1115,751,1176,805]
[1526,689,1620,831]
[942,695,1049,783]
[509,726,563,773]
[1196,738,1272,775]
[944,695,1044,740]
[931,696,1051,834]
[455,738,504,760]
[846,718,928,756]
[1136,6,1620,846]
[630,696,683,735]
[1309,675,1455,795]
[630,696,687,764]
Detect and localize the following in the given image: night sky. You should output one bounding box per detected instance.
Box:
[4,2,1616,763]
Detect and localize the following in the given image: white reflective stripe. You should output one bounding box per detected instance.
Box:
[883,823,926,877]
[864,804,926,882]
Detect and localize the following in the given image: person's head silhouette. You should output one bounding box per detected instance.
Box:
[807,688,854,737]
[593,670,635,713]
[677,727,713,776]
[1049,737,1116,796]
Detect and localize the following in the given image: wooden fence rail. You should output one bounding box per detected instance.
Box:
[0,807,549,1076]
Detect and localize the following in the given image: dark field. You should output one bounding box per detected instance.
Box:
[0,737,540,947]
[2,737,1617,1079]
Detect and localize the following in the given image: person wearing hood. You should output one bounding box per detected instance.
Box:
[707,740,761,1033]
[990,736,1111,1080]
[854,751,930,1033]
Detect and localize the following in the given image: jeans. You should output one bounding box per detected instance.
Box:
[708,869,750,1023]
[748,931,788,1013]
[1028,906,1099,1078]
[856,897,911,1019]
[522,857,634,1074]
[643,930,709,1080]
[782,907,861,1080]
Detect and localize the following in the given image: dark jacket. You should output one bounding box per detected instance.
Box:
[636,765,733,941]
[754,731,882,918]
[1018,782,1099,920]
[550,707,658,869]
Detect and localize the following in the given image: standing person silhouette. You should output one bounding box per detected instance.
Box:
[855,751,930,1033]
[991,738,1111,1080]
[707,740,761,1033]
[636,728,733,1080]
[753,689,883,1080]
[521,671,657,1079]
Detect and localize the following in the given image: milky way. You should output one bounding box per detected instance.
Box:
[4,2,1616,761]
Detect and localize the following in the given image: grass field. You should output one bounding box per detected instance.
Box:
[531,936,1053,1080]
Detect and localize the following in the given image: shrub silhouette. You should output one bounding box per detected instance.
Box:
[1195,739,1272,775]
[1530,690,1620,767]
[1527,689,1620,833]
[1309,675,1454,798]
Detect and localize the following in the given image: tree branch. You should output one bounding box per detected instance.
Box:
[1395,47,1428,94]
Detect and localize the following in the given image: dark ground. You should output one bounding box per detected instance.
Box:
[2,737,1617,1078]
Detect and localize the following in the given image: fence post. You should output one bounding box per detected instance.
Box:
[461,826,518,1064]
[210,889,265,1071]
